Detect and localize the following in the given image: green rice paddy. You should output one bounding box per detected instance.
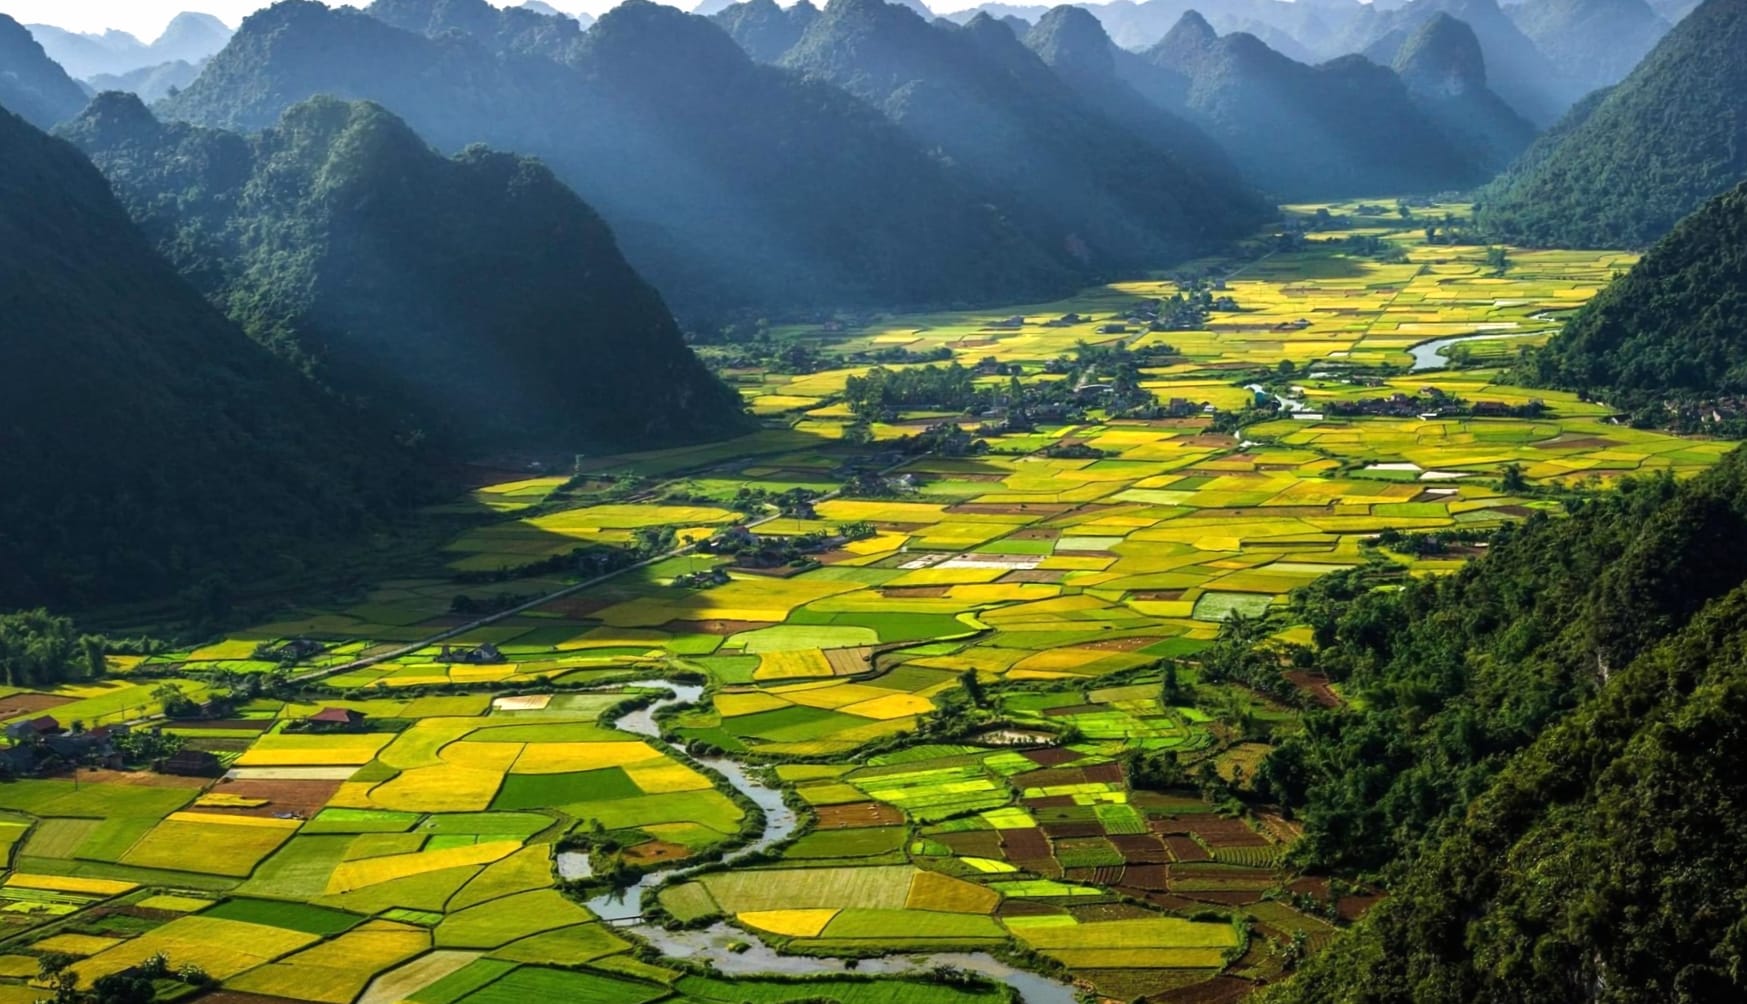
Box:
[0,207,1726,1003]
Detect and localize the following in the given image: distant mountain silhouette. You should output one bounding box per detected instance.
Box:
[86,60,201,103]
[1135,10,1487,198]
[1507,0,1671,93]
[1021,6,1252,186]
[1383,13,1536,174]
[781,0,1267,272]
[27,11,231,79]
[1328,0,1584,124]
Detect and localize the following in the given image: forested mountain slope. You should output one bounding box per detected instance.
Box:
[1477,0,1747,248]
[159,0,1081,314]
[0,102,418,610]
[1515,181,1747,418]
[62,93,747,453]
[0,14,90,129]
[1261,445,1747,1001]
[712,0,820,61]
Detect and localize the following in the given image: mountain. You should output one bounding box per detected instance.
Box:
[149,12,233,65]
[1646,0,1703,18]
[0,100,417,610]
[1260,443,1747,1001]
[1139,11,1483,199]
[86,60,202,103]
[1508,0,1671,93]
[1385,13,1536,173]
[519,0,593,22]
[1070,0,1365,54]
[367,0,590,56]
[1477,0,1747,248]
[160,0,1081,314]
[1514,181,1747,415]
[780,0,1267,273]
[0,15,91,129]
[712,0,820,62]
[20,24,146,79]
[1329,0,1583,124]
[945,2,1047,24]
[26,12,230,79]
[1021,5,1250,185]
[63,93,748,453]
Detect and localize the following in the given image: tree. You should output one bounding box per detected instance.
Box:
[1501,462,1529,493]
[1125,747,1186,791]
[0,610,103,688]
[151,682,198,719]
[79,636,106,680]
[1161,661,1186,705]
[958,669,987,708]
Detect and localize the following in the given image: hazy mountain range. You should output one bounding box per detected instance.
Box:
[26,11,232,78]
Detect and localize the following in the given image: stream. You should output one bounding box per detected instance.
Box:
[570,680,1079,1004]
[1408,331,1542,371]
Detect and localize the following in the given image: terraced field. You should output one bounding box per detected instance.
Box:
[0,205,1727,1003]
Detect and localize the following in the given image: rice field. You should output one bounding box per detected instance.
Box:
[0,210,1726,1003]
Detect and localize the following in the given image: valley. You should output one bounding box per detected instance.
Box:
[0,203,1728,1004]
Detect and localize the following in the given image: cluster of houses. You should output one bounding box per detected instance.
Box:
[1323,389,1547,420]
[1,703,377,780]
[691,524,854,574]
[1,716,125,775]
[252,638,327,664]
[436,643,506,665]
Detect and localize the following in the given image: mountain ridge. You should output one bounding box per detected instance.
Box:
[0,98,419,610]
[1477,0,1747,248]
[158,0,1087,315]
[63,91,750,453]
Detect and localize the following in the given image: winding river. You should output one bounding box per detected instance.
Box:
[572,680,1079,1004]
[1408,329,1549,371]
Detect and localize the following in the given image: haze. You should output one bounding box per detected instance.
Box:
[0,0,1116,40]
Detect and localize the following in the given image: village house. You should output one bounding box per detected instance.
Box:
[437,643,506,665]
[44,726,124,767]
[158,748,223,777]
[304,707,369,732]
[4,716,62,743]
